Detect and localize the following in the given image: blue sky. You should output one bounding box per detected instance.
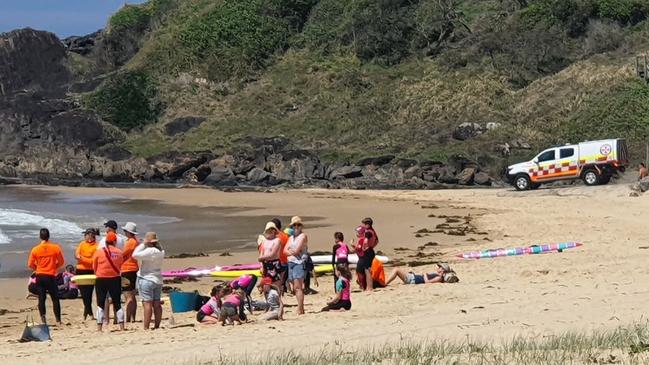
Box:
[0,0,147,38]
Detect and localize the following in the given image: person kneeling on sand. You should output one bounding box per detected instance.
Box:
[219,289,245,326]
[197,285,226,324]
[321,265,352,312]
[386,263,459,286]
[260,277,283,320]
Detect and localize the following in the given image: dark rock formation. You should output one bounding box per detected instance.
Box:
[0,29,71,96]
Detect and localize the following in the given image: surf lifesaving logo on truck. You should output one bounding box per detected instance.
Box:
[600,144,612,156]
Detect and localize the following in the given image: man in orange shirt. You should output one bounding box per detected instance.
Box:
[120,222,139,323]
[27,228,65,325]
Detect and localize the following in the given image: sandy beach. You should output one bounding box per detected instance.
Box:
[1,182,648,364]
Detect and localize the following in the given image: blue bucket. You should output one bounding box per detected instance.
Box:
[169,291,197,313]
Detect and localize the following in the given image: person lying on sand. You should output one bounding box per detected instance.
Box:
[386,263,458,285]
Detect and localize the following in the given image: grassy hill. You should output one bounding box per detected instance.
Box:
[78,0,649,174]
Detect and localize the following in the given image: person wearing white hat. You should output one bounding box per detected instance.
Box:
[258,222,282,290]
[121,222,139,323]
[284,216,308,315]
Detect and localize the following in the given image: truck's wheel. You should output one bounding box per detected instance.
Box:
[582,169,600,186]
[514,174,531,191]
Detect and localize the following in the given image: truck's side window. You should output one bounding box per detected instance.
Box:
[537,150,555,162]
[560,148,574,159]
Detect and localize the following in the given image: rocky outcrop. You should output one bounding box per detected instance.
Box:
[0,29,496,190]
[0,29,71,97]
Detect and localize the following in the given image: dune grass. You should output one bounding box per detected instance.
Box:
[208,323,649,365]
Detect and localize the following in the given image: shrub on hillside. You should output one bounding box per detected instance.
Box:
[178,0,317,81]
[301,0,469,64]
[583,19,624,55]
[84,71,163,131]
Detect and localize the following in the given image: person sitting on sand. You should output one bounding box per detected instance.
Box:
[322,265,352,312]
[386,263,458,286]
[28,228,65,325]
[76,228,99,320]
[260,277,283,321]
[132,232,165,330]
[58,265,79,299]
[331,232,349,290]
[93,231,125,332]
[258,221,283,291]
[27,273,39,299]
[197,285,226,324]
[219,289,245,326]
[639,163,648,180]
[230,274,257,313]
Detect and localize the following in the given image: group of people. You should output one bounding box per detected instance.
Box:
[27,215,457,330]
[27,220,165,331]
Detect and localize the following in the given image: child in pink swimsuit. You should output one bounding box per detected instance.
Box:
[322,264,352,311]
[197,285,226,324]
[219,289,244,326]
[331,232,349,290]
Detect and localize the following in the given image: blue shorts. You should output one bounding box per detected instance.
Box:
[137,278,162,302]
[288,262,305,281]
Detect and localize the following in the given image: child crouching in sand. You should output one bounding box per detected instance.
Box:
[220,288,245,326]
[321,265,352,312]
[260,277,283,320]
[197,285,226,324]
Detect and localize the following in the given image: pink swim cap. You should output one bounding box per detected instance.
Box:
[355,226,366,235]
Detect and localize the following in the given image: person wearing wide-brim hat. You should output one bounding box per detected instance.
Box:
[258,221,283,291]
[283,216,309,315]
[132,232,165,330]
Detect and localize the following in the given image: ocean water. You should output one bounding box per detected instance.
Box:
[0,186,275,277]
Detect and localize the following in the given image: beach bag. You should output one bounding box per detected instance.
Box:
[194,294,210,312]
[19,315,51,342]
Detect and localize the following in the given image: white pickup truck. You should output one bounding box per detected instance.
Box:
[506,139,629,191]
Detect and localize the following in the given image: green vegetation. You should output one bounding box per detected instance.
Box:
[84,71,163,131]
[203,323,649,365]
[109,5,151,31]
[75,0,649,167]
[108,0,175,31]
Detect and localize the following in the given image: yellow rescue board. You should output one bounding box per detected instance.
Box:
[71,274,97,285]
[209,264,333,278]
